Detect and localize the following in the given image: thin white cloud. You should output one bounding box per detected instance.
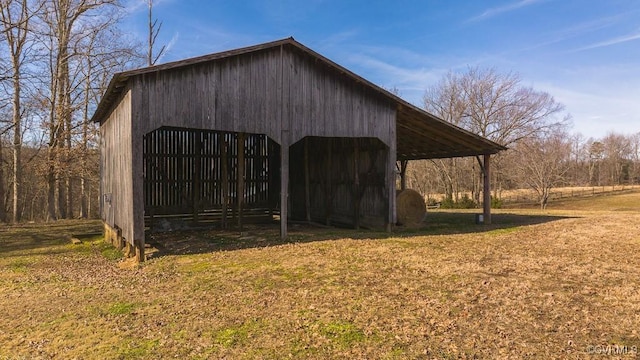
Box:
[346,53,447,105]
[573,30,640,52]
[468,0,545,22]
[123,0,174,15]
[155,31,179,63]
[536,82,640,137]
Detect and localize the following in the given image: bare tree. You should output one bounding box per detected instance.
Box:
[37,0,121,219]
[601,132,633,185]
[0,0,34,222]
[424,67,569,205]
[147,0,165,65]
[515,131,571,209]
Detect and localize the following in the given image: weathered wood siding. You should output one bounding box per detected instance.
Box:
[289,137,389,228]
[126,43,397,244]
[100,89,134,245]
[143,127,276,216]
[130,44,396,147]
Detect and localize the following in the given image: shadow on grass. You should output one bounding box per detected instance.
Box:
[0,220,102,257]
[145,212,574,258]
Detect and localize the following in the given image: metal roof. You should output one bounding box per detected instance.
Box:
[91,37,506,160]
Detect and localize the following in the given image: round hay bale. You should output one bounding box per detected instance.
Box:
[397,189,426,227]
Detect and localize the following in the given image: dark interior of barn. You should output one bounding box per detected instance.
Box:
[142,126,390,232]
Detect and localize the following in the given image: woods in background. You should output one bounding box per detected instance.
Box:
[411,67,640,209]
[0,0,143,222]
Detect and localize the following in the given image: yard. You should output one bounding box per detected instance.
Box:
[1,191,639,359]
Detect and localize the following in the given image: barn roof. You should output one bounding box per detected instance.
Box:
[92,37,505,160]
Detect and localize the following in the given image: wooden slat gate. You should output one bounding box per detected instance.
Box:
[143,126,278,228]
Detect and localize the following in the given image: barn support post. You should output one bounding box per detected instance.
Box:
[399,160,408,191]
[325,139,334,226]
[192,131,202,223]
[237,132,246,231]
[221,135,229,229]
[483,154,492,225]
[304,137,311,222]
[280,131,289,240]
[386,145,396,232]
[353,138,360,230]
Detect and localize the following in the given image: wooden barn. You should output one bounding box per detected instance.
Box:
[91,37,505,261]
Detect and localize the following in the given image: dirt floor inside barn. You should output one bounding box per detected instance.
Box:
[1,191,639,359]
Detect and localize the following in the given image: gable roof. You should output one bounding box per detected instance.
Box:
[91,37,505,160]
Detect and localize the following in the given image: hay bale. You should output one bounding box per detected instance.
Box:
[397,189,426,227]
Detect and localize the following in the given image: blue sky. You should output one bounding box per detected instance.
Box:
[121,0,640,139]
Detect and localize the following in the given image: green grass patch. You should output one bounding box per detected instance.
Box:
[213,320,262,347]
[6,258,32,273]
[118,338,160,358]
[106,302,138,315]
[320,320,366,347]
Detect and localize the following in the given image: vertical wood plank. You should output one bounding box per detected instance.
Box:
[221,134,229,229]
[237,132,246,231]
[280,131,289,240]
[325,138,333,226]
[353,138,360,229]
[304,137,311,222]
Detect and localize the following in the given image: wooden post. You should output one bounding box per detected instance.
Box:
[192,131,202,223]
[399,160,408,191]
[325,138,333,226]
[280,133,289,240]
[353,138,360,229]
[135,237,145,262]
[304,137,311,223]
[386,146,396,232]
[237,133,246,231]
[221,135,229,229]
[483,154,492,225]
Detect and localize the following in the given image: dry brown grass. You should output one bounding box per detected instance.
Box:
[1,192,640,359]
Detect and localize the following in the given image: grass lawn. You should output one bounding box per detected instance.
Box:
[1,192,639,359]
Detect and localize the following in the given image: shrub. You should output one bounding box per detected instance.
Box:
[491,196,503,209]
[439,195,477,209]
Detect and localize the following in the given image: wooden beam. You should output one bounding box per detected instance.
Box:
[135,237,145,262]
[483,154,492,225]
[399,160,408,190]
[237,132,246,231]
[325,138,333,226]
[221,135,229,229]
[280,133,289,240]
[353,138,360,229]
[304,137,311,222]
[386,144,396,232]
[192,131,202,223]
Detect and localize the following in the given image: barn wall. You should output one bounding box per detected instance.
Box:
[282,49,396,146]
[125,43,398,246]
[130,44,396,148]
[100,89,134,245]
[289,137,389,228]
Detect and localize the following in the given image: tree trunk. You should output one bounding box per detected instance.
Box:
[0,140,6,223]
[12,70,21,223]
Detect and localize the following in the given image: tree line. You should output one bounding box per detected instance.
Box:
[0,0,164,222]
[407,68,640,209]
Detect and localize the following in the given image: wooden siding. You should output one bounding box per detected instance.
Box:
[143,127,277,218]
[130,44,396,148]
[100,89,134,245]
[289,137,389,228]
[116,43,401,252]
